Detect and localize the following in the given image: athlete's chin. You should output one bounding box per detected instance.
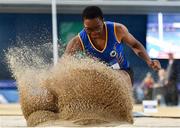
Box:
[91,35,100,39]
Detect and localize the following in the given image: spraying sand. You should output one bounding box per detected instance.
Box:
[6,44,134,127]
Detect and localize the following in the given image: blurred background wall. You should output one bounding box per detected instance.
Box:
[0,13,171,81]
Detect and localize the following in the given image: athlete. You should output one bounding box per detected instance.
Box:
[65,6,161,84]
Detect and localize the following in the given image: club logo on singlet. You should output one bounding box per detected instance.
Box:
[110,50,117,57]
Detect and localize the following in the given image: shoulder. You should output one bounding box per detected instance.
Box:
[113,22,129,41]
[67,35,81,48]
[65,35,83,54]
[114,23,129,35]
[71,35,81,43]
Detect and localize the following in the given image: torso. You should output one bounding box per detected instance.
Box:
[89,36,106,51]
[79,21,129,70]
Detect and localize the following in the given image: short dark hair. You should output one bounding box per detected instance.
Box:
[82,6,103,20]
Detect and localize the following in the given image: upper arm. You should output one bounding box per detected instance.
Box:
[64,35,84,55]
[115,23,145,55]
[115,23,139,48]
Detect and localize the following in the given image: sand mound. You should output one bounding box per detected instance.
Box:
[6,46,133,126]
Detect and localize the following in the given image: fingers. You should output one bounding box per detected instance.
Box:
[151,60,161,71]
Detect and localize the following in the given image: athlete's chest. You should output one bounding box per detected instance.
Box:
[91,38,106,51]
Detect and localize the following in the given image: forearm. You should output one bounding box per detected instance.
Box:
[132,42,152,65]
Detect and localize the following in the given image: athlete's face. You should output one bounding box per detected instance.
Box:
[83,17,104,39]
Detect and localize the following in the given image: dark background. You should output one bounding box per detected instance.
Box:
[0,13,178,83]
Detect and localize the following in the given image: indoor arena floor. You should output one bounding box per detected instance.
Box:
[0,104,180,127]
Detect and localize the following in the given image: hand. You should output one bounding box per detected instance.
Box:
[147,60,161,71]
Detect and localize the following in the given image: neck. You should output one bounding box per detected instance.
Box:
[92,23,106,40]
